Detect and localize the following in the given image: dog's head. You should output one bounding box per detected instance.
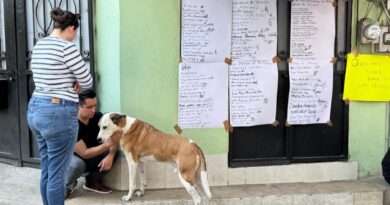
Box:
[97,112,128,143]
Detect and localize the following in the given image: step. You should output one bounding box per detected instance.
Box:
[64,178,390,205]
[103,154,359,190]
[0,163,388,205]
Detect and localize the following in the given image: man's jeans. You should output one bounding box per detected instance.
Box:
[27,96,78,205]
[65,155,86,190]
[66,151,119,190]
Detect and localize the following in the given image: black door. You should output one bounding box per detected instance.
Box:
[0,0,95,167]
[229,0,351,167]
[0,0,23,166]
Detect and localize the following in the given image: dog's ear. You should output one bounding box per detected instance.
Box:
[111,113,127,126]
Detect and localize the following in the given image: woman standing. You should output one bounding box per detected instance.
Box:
[27,7,93,205]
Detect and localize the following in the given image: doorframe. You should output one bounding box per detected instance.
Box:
[0,0,96,167]
[0,0,22,166]
[228,0,352,168]
[15,0,37,167]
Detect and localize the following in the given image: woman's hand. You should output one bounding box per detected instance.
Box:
[73,81,81,94]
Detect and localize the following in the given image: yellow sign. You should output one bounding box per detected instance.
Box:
[343,54,390,101]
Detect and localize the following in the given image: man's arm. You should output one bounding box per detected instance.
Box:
[108,143,118,158]
[74,139,111,160]
[98,143,118,171]
[98,131,122,171]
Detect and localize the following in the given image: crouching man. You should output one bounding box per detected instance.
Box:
[65,89,120,199]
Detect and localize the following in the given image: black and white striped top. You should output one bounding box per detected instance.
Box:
[30,36,93,102]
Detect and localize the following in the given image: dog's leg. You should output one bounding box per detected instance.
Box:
[195,170,212,205]
[199,170,211,199]
[122,152,138,202]
[139,161,146,195]
[178,173,201,205]
[134,161,145,197]
[195,172,206,200]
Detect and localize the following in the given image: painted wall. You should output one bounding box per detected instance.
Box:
[95,0,121,112]
[118,0,227,154]
[350,1,390,176]
[94,0,390,175]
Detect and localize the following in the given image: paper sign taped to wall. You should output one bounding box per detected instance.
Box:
[343,54,390,101]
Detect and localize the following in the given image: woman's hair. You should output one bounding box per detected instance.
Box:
[50,7,80,31]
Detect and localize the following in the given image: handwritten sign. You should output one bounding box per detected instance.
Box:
[232,0,277,60]
[228,0,278,126]
[181,0,232,62]
[290,0,335,60]
[288,0,335,125]
[178,62,228,128]
[230,60,278,126]
[343,54,390,101]
[287,60,333,124]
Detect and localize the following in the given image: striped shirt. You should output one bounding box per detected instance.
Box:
[30,36,93,102]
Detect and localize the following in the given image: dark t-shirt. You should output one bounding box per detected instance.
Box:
[77,112,102,149]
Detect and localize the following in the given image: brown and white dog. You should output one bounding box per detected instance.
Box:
[97,112,212,205]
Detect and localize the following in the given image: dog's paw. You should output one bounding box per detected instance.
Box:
[122,195,132,202]
[134,190,144,197]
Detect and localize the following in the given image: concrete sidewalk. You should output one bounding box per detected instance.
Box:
[1,162,390,205]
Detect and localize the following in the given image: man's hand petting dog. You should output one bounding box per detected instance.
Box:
[103,131,122,148]
[98,131,122,172]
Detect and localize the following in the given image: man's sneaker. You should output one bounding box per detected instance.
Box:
[64,188,73,200]
[83,181,112,194]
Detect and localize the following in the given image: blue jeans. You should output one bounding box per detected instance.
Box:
[65,151,119,190]
[65,155,86,190]
[27,96,78,205]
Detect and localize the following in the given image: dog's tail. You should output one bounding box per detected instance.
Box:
[194,144,212,199]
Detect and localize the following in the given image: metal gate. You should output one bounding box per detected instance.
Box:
[0,0,94,167]
[229,0,351,167]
